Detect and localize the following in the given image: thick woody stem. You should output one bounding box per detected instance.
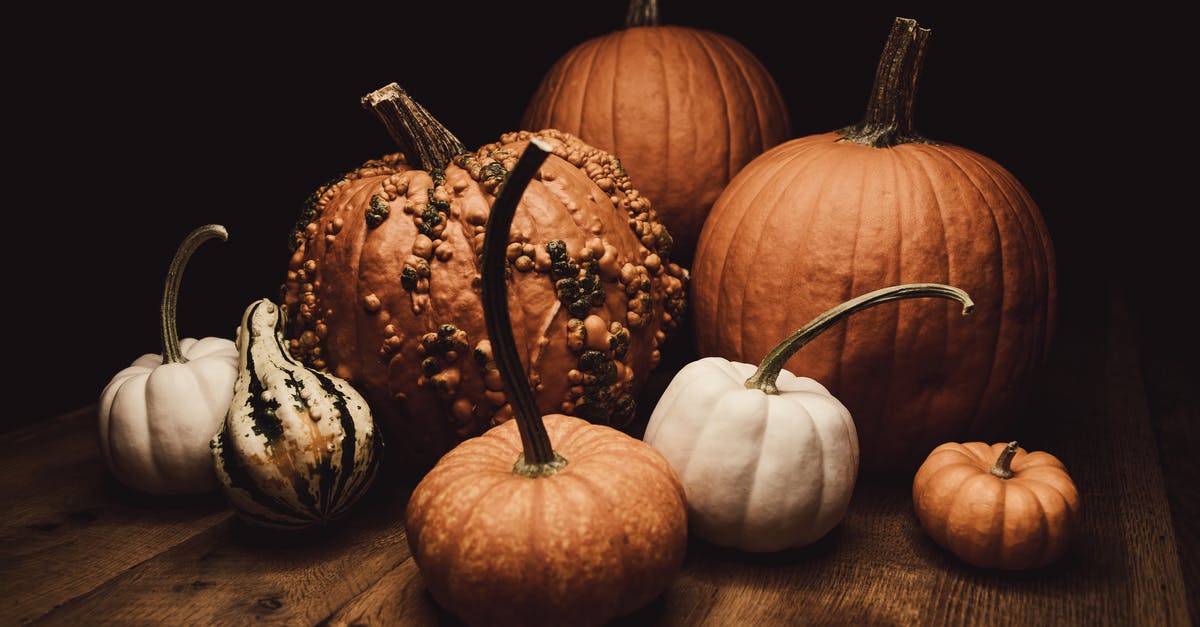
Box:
[161,225,228,364]
[839,17,932,147]
[362,83,467,171]
[625,0,659,27]
[744,284,973,394]
[479,138,567,476]
[991,441,1020,479]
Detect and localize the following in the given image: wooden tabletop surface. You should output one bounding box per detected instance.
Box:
[2,283,1195,626]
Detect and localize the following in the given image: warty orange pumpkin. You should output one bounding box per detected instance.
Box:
[692,17,1056,472]
[405,140,688,626]
[280,84,688,474]
[521,0,791,264]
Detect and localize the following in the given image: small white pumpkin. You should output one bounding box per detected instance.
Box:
[212,298,383,529]
[645,284,973,552]
[98,224,237,495]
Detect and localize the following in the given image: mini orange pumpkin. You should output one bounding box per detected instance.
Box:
[912,441,1080,570]
[405,140,688,627]
[521,0,791,263]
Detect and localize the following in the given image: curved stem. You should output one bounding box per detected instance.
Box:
[362,83,467,171]
[990,441,1019,479]
[744,283,973,394]
[838,17,931,147]
[161,224,228,364]
[480,138,567,476]
[626,0,659,27]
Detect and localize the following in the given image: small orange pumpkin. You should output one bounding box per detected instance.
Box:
[912,441,1080,570]
[405,139,688,627]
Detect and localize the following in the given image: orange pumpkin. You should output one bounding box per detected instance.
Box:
[406,140,688,626]
[521,0,791,263]
[912,441,1080,570]
[280,84,688,473]
[692,18,1056,472]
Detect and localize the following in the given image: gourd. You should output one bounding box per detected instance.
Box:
[405,140,687,627]
[98,224,237,495]
[280,83,687,474]
[211,298,383,529]
[646,284,972,552]
[912,441,1080,569]
[692,17,1056,472]
[521,0,791,263]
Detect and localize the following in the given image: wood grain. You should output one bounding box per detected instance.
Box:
[0,284,1191,626]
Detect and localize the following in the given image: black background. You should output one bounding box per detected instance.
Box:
[8,3,1186,430]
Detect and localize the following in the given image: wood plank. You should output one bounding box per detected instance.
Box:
[0,405,231,625]
[30,465,416,626]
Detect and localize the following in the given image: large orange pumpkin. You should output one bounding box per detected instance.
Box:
[692,18,1056,472]
[281,84,688,473]
[521,0,791,264]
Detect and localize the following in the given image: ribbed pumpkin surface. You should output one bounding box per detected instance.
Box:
[523,25,791,263]
[693,132,1056,471]
[405,413,687,627]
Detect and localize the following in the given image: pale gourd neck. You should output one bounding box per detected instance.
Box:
[839,17,932,148]
[161,224,228,365]
[990,441,1020,479]
[744,284,974,394]
[479,137,568,477]
[362,82,467,171]
[626,0,659,27]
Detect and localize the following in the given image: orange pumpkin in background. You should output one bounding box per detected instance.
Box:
[281,84,688,474]
[692,18,1056,472]
[521,0,791,264]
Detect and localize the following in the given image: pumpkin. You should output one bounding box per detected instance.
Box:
[521,0,791,264]
[912,441,1080,569]
[646,284,972,552]
[692,17,1056,472]
[280,83,688,474]
[98,224,238,495]
[405,139,688,627]
[211,298,383,529]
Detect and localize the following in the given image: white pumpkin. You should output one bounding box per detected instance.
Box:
[644,284,974,552]
[98,225,237,495]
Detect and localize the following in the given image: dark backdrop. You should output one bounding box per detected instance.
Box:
[8,3,1184,429]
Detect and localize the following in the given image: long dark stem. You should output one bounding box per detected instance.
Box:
[626,0,659,27]
[838,17,931,147]
[744,284,973,394]
[480,138,566,476]
[161,224,228,364]
[362,83,467,171]
[991,441,1019,479]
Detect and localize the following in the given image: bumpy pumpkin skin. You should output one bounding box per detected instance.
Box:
[912,442,1080,569]
[693,135,1056,472]
[522,25,792,263]
[406,413,687,627]
[281,130,688,473]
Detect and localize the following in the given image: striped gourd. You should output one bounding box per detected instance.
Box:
[211,298,383,529]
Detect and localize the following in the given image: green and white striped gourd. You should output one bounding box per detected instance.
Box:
[211,298,383,529]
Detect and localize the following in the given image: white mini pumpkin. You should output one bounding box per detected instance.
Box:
[644,284,974,552]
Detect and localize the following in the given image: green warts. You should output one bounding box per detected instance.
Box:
[547,240,605,318]
[417,324,470,400]
[430,167,447,187]
[419,194,448,237]
[400,266,419,291]
[480,162,508,188]
[366,195,391,228]
[574,349,634,427]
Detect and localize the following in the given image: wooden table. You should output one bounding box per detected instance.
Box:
[3,284,1194,626]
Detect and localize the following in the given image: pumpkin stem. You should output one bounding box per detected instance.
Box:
[480,137,568,476]
[839,17,932,148]
[744,284,973,395]
[362,83,467,171]
[990,441,1020,479]
[161,224,228,364]
[626,0,659,27]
